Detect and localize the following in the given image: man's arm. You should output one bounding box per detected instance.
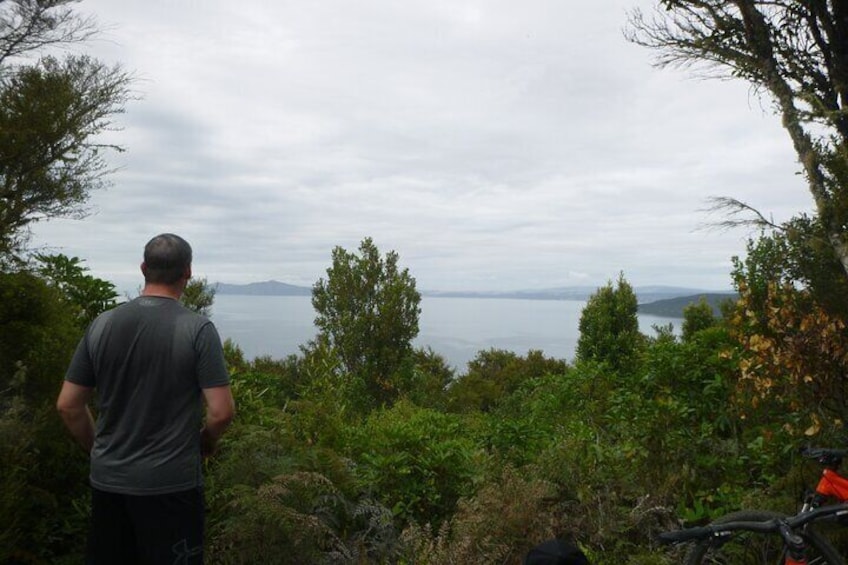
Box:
[200,385,235,458]
[56,380,95,453]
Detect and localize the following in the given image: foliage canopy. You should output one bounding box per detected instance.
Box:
[0,0,131,261]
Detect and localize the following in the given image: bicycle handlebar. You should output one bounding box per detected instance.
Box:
[657,526,718,544]
[657,521,786,545]
[801,446,848,466]
[657,503,848,546]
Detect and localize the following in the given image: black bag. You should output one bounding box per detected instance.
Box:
[524,539,589,565]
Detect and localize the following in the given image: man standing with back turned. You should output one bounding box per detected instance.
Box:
[56,233,235,564]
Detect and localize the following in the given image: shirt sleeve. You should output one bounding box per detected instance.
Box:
[65,334,96,387]
[195,322,230,389]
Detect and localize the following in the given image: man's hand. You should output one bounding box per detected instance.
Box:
[200,426,219,459]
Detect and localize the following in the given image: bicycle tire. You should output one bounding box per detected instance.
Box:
[684,509,845,565]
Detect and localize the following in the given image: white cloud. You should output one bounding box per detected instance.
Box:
[30,0,815,293]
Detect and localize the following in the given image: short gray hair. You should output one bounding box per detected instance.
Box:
[143,233,192,284]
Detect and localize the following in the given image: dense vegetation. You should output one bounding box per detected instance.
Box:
[4,235,848,564]
[6,1,848,563]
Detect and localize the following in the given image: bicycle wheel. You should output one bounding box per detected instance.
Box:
[684,510,845,565]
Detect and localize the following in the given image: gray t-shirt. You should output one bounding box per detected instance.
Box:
[65,295,230,495]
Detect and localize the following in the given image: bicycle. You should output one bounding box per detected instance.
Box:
[658,447,848,564]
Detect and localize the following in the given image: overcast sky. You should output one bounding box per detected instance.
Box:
[29,0,813,294]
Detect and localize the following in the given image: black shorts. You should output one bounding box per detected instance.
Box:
[87,486,204,565]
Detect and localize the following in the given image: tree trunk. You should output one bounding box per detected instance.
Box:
[735,0,848,280]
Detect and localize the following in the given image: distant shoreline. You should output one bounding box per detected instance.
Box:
[214,280,736,318]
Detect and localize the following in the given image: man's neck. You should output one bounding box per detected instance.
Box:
[141,283,183,300]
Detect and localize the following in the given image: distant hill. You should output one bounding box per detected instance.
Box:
[637,293,738,318]
[215,281,733,306]
[215,280,312,296]
[423,287,597,300]
[425,285,729,303]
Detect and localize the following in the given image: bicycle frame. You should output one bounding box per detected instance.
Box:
[802,448,848,513]
[813,469,848,502]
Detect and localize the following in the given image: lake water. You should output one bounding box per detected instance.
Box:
[210,294,682,370]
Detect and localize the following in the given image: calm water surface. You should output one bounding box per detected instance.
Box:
[211,295,681,370]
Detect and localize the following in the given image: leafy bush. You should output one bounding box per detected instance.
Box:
[400,466,559,564]
[348,400,480,527]
[206,366,398,563]
[0,271,80,402]
[447,348,568,413]
[0,272,89,563]
[34,253,119,327]
[209,472,398,564]
[397,347,455,410]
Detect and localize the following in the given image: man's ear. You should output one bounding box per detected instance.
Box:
[141,262,148,276]
[185,265,192,281]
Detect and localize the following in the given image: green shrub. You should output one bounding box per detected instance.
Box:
[0,271,89,562]
[208,472,398,564]
[400,466,560,564]
[447,349,568,413]
[348,400,480,527]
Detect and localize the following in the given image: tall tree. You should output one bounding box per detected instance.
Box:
[576,273,643,374]
[312,237,421,408]
[627,1,848,285]
[0,0,131,262]
[181,276,216,317]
